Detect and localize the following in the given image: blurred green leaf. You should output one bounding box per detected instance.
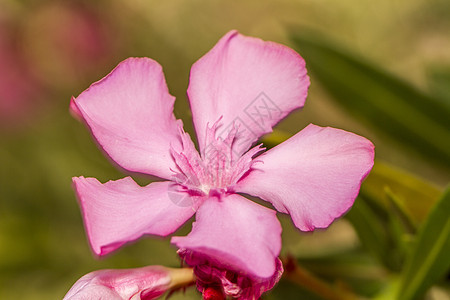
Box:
[299,251,386,297]
[267,280,324,300]
[361,161,441,225]
[346,195,394,270]
[383,188,417,265]
[427,65,450,106]
[346,161,444,272]
[289,31,450,168]
[397,186,450,300]
[373,277,400,300]
[384,187,416,235]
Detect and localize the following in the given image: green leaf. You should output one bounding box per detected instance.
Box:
[361,161,441,225]
[345,195,395,270]
[373,277,401,300]
[266,280,324,300]
[298,251,387,297]
[346,161,443,271]
[383,188,416,270]
[289,31,450,168]
[397,186,450,300]
[384,187,416,235]
[427,65,450,106]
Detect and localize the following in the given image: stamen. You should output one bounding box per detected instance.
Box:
[171,119,264,196]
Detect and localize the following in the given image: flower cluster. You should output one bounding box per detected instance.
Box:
[67,30,374,299]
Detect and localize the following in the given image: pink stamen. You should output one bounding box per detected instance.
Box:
[171,119,264,196]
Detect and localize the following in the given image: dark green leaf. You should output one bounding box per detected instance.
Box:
[427,65,450,106]
[266,279,324,300]
[397,186,450,300]
[298,251,386,297]
[346,195,396,270]
[289,31,450,168]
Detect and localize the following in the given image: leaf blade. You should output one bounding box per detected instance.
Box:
[289,31,450,168]
[397,186,450,300]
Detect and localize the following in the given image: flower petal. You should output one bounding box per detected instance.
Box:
[71,58,182,180]
[187,30,310,156]
[73,176,199,256]
[63,266,172,300]
[236,124,375,231]
[172,194,281,278]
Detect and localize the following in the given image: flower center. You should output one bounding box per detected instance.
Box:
[171,120,263,196]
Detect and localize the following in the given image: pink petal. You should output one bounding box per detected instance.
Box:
[73,176,199,256]
[63,266,171,300]
[236,124,375,231]
[172,194,281,279]
[187,30,310,156]
[71,58,182,180]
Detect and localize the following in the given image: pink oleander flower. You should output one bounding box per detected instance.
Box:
[71,30,374,284]
[63,265,194,300]
[178,249,283,300]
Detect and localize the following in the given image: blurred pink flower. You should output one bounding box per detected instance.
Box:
[22,1,118,87]
[0,1,117,129]
[63,265,194,300]
[0,19,43,127]
[71,30,374,281]
[178,249,282,300]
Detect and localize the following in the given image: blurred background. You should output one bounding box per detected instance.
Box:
[0,0,449,299]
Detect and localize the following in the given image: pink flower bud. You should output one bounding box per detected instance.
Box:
[64,266,194,300]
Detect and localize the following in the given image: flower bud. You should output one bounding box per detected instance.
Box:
[64,266,194,300]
